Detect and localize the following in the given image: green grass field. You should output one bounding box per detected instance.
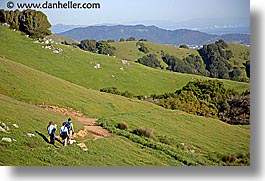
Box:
[110,41,199,62]
[0,26,250,166]
[0,26,249,96]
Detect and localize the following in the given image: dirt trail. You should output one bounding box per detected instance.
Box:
[41,105,111,140]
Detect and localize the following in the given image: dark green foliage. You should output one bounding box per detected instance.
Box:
[137,54,161,68]
[0,9,51,38]
[155,79,249,124]
[79,39,97,53]
[107,39,115,43]
[219,91,250,125]
[96,41,116,56]
[79,40,116,55]
[100,87,120,94]
[198,40,232,79]
[198,39,248,82]
[183,54,209,76]
[229,68,243,81]
[162,54,209,76]
[139,38,147,41]
[136,41,149,53]
[179,44,189,49]
[126,37,136,41]
[245,61,250,78]
[100,87,135,99]
[119,38,125,42]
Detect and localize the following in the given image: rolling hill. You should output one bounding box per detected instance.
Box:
[59,24,250,46]
[0,26,249,96]
[0,25,250,166]
[109,40,250,81]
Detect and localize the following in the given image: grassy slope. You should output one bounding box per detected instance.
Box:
[0,26,249,96]
[0,26,250,165]
[0,63,250,165]
[110,41,199,62]
[0,57,157,118]
[111,41,250,81]
[46,34,80,44]
[0,94,184,166]
[227,43,250,78]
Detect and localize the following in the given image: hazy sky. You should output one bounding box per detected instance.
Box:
[0,0,250,26]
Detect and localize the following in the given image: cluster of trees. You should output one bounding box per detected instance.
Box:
[100,87,134,99]
[198,40,248,82]
[245,61,250,78]
[100,87,146,100]
[135,40,249,83]
[119,37,147,42]
[153,80,249,125]
[162,54,209,76]
[137,54,161,68]
[179,44,189,49]
[79,40,116,56]
[0,9,51,38]
[136,41,149,53]
[99,80,250,125]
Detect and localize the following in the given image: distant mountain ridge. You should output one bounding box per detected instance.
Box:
[58,24,250,46]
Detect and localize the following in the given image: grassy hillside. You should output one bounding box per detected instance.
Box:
[46,34,80,44]
[0,25,250,166]
[0,26,249,96]
[0,57,250,166]
[110,41,199,62]
[0,94,186,166]
[111,40,250,81]
[0,57,157,118]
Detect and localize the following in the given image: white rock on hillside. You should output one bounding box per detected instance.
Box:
[26,133,35,137]
[12,124,19,128]
[2,137,12,143]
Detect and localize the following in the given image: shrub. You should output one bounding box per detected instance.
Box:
[126,37,136,41]
[0,9,51,38]
[132,127,153,138]
[179,44,189,49]
[116,121,129,130]
[137,54,161,68]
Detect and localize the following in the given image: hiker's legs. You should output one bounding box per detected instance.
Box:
[68,130,73,143]
[50,134,55,144]
[61,134,68,146]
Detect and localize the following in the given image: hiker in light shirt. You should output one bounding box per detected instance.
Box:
[47,122,57,145]
[60,122,69,146]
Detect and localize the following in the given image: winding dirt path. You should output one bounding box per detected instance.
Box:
[41,105,111,140]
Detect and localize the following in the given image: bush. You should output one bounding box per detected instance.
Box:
[116,121,129,130]
[132,127,153,138]
[136,42,149,53]
[137,54,161,68]
[126,37,136,41]
[0,9,51,38]
[179,44,189,49]
[79,39,97,53]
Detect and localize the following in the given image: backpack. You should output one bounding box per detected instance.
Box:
[65,121,71,130]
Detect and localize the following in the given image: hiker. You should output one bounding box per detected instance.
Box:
[60,122,69,146]
[47,122,57,145]
[65,118,74,142]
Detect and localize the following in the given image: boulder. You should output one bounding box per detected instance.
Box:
[1,137,12,143]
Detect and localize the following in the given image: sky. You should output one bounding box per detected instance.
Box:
[0,0,250,27]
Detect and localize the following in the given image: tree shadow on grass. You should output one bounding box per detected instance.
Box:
[35,131,62,148]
